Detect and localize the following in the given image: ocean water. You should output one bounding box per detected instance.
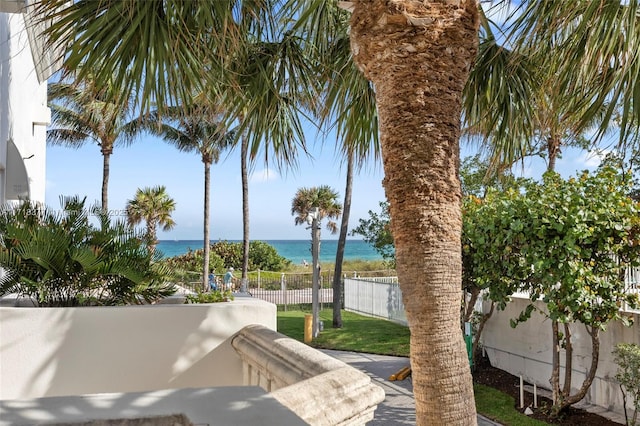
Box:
[156,239,382,265]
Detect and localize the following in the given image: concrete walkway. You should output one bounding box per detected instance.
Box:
[321,350,501,426]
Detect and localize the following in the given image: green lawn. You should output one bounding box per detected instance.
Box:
[277,309,410,356]
[276,309,551,426]
[474,385,549,426]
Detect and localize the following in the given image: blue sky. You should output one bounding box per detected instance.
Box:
[44,124,607,241]
[45,125,388,240]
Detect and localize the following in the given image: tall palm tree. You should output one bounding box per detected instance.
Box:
[314,10,381,329]
[47,74,141,211]
[222,32,320,288]
[291,185,342,234]
[38,1,481,422]
[144,102,235,291]
[343,2,481,423]
[509,1,640,146]
[125,186,176,254]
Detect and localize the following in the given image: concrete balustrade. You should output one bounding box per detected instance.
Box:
[232,324,386,425]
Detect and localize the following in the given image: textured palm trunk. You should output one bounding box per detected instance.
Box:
[332,150,354,328]
[241,133,250,290]
[101,146,112,212]
[202,161,211,292]
[547,135,561,172]
[147,218,158,255]
[349,1,479,424]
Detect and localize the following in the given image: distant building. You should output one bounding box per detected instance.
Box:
[0,0,60,204]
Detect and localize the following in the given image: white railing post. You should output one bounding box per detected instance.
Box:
[281,273,287,311]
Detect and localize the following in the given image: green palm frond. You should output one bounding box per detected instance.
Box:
[34,0,273,114]
[509,0,640,143]
[223,31,318,170]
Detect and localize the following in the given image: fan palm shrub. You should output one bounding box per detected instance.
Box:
[0,197,174,306]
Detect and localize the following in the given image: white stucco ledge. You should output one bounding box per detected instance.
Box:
[0,386,307,426]
[232,325,386,425]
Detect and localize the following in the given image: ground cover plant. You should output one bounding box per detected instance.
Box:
[613,343,640,426]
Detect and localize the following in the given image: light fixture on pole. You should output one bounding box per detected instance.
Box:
[306,207,321,338]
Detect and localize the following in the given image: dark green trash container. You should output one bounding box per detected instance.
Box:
[464,330,473,368]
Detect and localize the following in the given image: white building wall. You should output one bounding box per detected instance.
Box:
[0,8,48,204]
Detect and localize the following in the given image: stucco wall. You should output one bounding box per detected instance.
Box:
[482,297,640,415]
[0,297,276,400]
[0,11,48,204]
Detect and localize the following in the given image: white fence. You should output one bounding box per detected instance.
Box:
[343,276,406,325]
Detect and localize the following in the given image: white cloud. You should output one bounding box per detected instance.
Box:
[579,149,611,169]
[250,168,279,183]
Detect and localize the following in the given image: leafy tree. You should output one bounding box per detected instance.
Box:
[144,102,236,291]
[466,167,640,413]
[125,186,176,254]
[47,74,142,211]
[0,197,174,306]
[351,201,395,268]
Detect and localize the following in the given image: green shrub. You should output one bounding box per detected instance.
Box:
[163,248,224,274]
[185,290,234,304]
[0,197,175,306]
[164,240,290,274]
[613,343,640,426]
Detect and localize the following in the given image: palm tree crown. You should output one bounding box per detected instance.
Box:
[126,186,176,253]
[47,74,142,210]
[291,185,342,234]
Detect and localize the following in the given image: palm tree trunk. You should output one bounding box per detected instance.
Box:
[202,161,211,292]
[332,150,354,328]
[101,147,112,212]
[147,218,158,255]
[349,2,479,424]
[241,132,250,291]
[547,136,560,172]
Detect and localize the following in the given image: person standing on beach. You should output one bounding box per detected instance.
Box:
[223,267,236,291]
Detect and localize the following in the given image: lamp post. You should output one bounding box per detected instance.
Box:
[306,207,321,338]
